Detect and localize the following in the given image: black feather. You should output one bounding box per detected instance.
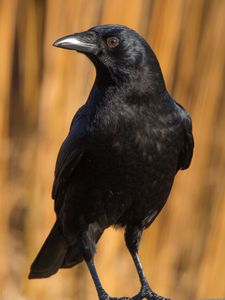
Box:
[29,24,194,280]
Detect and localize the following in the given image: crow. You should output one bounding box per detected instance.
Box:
[29,25,194,300]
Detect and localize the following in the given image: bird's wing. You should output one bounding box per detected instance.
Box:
[52,105,87,213]
[176,103,194,171]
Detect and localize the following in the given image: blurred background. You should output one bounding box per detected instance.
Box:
[1,0,225,299]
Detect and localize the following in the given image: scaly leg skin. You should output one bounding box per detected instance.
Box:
[133,291,170,300]
[108,257,169,300]
[110,293,169,300]
[110,298,131,300]
[86,260,134,300]
[124,226,170,300]
[86,258,169,300]
[130,252,170,300]
[86,259,132,300]
[109,296,169,299]
[86,258,111,300]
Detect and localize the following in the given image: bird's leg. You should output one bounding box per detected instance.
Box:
[81,230,110,300]
[127,251,169,300]
[125,227,169,300]
[124,226,152,299]
[131,251,152,294]
[86,258,110,300]
[83,229,132,300]
[86,258,132,300]
[130,251,168,300]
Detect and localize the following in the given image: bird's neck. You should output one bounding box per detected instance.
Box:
[86,61,167,114]
[94,59,165,96]
[94,71,165,102]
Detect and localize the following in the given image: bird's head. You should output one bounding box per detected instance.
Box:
[53,24,165,93]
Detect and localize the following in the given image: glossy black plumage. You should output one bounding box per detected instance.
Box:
[29,25,194,299]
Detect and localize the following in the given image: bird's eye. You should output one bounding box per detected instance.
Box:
[106,37,119,48]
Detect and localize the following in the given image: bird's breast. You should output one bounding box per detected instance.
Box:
[77,102,183,227]
[88,102,182,179]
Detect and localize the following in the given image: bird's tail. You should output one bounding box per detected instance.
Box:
[29,221,69,279]
[29,221,104,279]
[61,224,104,268]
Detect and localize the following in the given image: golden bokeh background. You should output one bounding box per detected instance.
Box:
[1,0,225,299]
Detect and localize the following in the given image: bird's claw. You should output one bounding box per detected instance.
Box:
[98,286,169,300]
[100,294,169,300]
[133,294,169,300]
[98,289,110,300]
[146,293,170,300]
[99,292,131,300]
[132,286,170,300]
[110,298,131,300]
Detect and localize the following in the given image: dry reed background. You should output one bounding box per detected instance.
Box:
[0,0,225,299]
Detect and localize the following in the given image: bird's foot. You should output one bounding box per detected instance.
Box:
[110,298,131,300]
[100,293,169,300]
[132,284,170,300]
[145,292,170,300]
[99,291,131,300]
[98,289,110,300]
[97,285,169,300]
[133,292,169,300]
[98,287,131,300]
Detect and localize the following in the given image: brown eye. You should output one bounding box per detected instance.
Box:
[106,37,119,48]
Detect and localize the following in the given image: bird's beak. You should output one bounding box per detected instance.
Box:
[53,32,98,55]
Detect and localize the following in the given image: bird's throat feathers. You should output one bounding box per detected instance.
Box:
[88,66,166,109]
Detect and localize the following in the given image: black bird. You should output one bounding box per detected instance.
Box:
[29,25,194,300]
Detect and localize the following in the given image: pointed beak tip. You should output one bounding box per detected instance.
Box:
[52,40,60,48]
